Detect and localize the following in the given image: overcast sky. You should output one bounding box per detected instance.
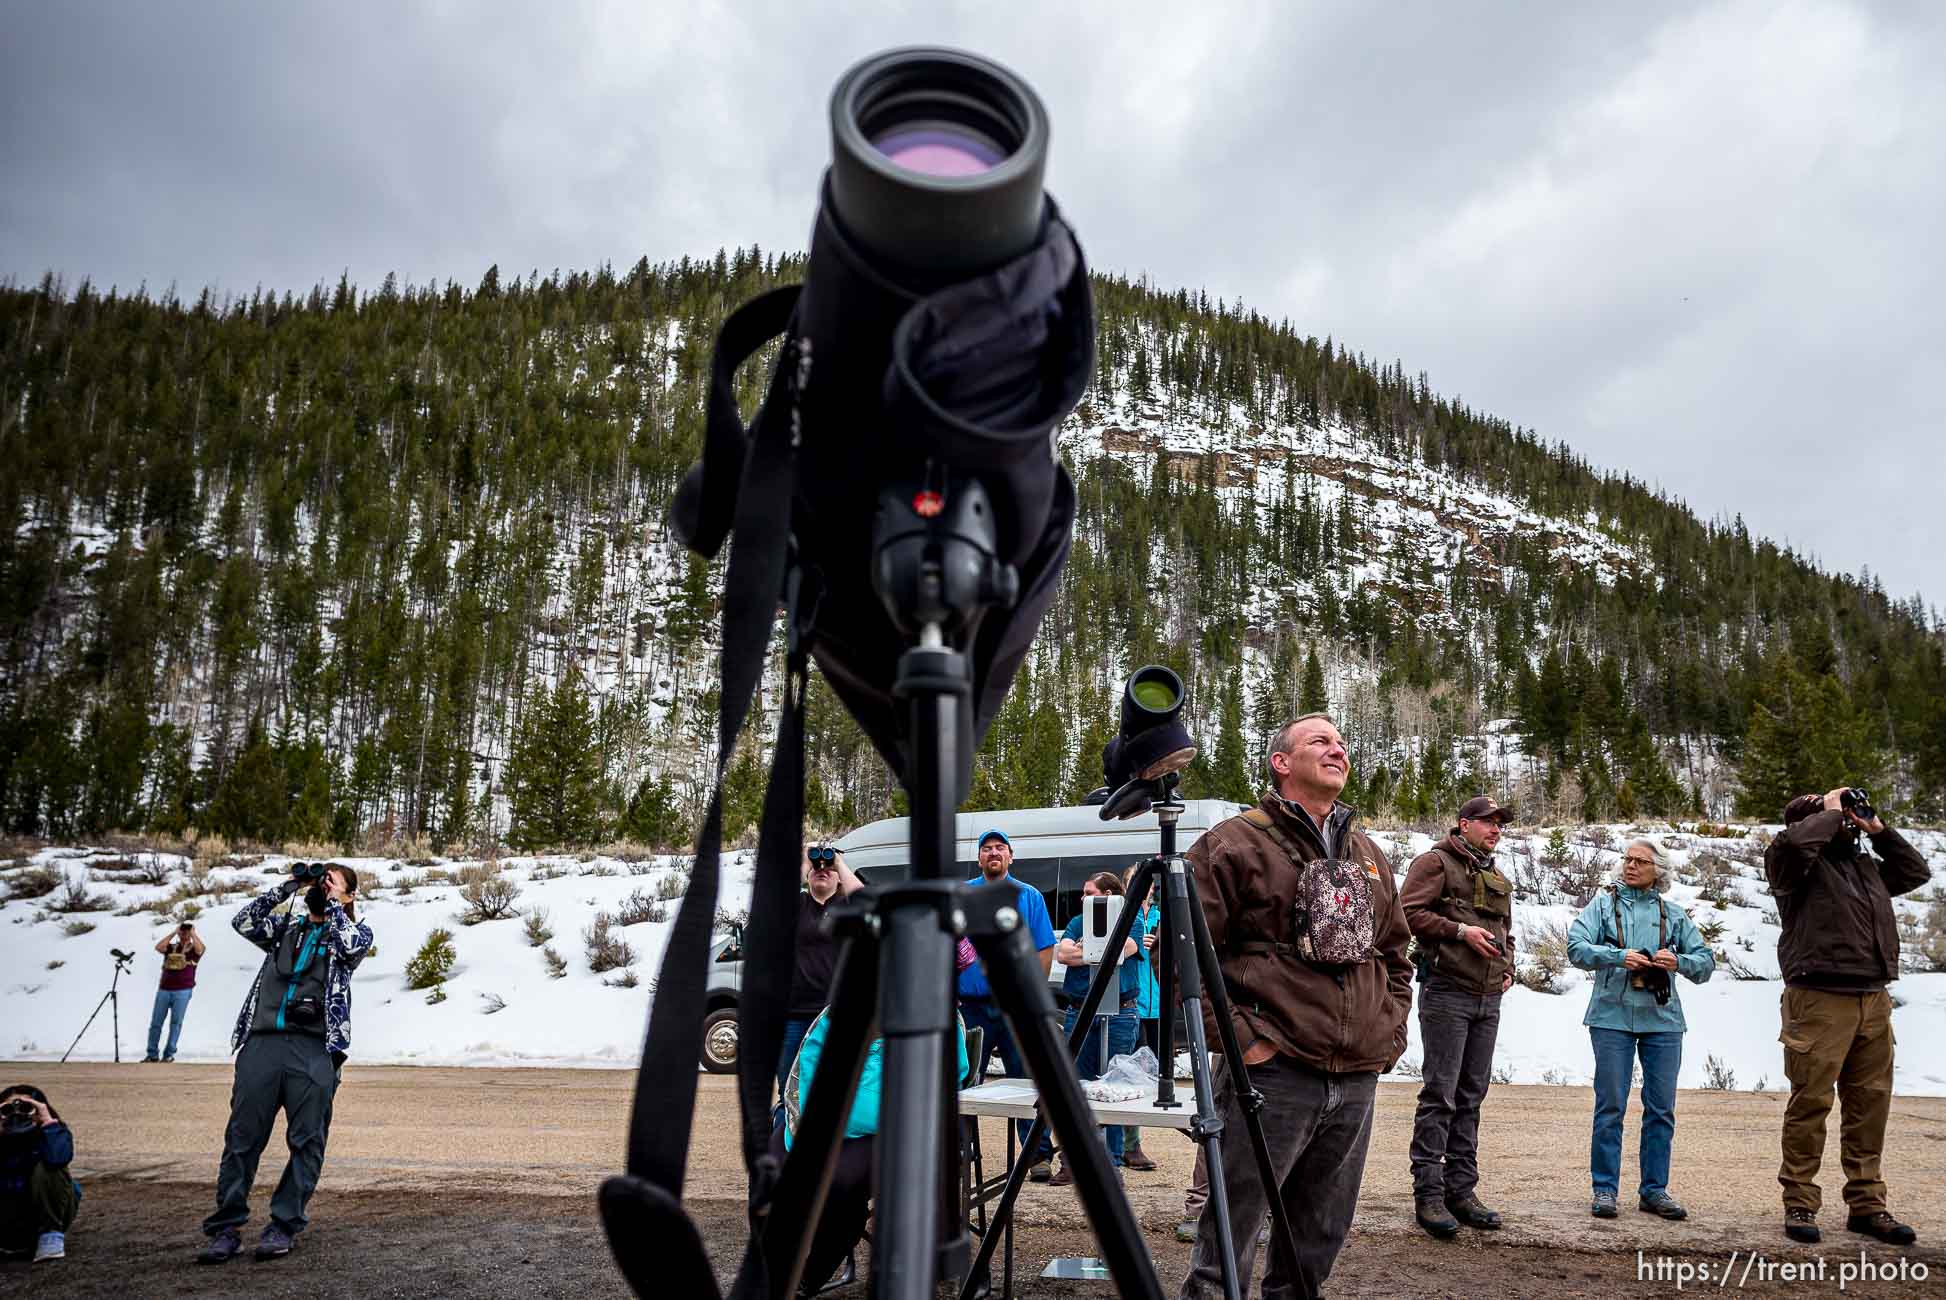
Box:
[4,1,1941,608]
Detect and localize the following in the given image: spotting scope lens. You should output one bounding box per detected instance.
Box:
[829,47,1049,279]
[1127,671,1181,716]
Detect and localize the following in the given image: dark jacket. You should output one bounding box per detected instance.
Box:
[1764,811,1931,989]
[0,1122,73,1199]
[1399,832,1517,995]
[1189,793,1413,1074]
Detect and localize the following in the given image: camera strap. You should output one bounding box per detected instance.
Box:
[1608,888,1667,951]
[605,286,817,1300]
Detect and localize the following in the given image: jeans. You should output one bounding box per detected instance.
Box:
[1180,1055,1378,1300]
[959,997,1039,1154]
[777,1016,814,1107]
[1062,1007,1138,1166]
[148,987,193,1060]
[1590,1027,1681,1198]
[204,1033,342,1237]
[1408,979,1502,1197]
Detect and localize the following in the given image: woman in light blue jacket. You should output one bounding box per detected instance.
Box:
[1567,839,1715,1222]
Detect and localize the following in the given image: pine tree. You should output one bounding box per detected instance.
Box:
[1735,655,1880,818]
[1211,669,1254,803]
[1300,647,1328,716]
[506,671,604,850]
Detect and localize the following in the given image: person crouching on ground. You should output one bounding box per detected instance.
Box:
[1400,794,1517,1238]
[1765,789,1929,1247]
[1178,713,1413,1300]
[0,1085,79,1263]
[1048,871,1144,1184]
[197,862,372,1264]
[1566,839,1713,1222]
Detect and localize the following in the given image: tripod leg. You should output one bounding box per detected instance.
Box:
[1183,866,1303,1288]
[1161,860,1244,1300]
[874,896,957,1298]
[968,920,1162,1300]
[61,991,117,1064]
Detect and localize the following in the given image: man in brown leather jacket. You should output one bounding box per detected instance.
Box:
[1399,794,1516,1238]
[1178,713,1413,1300]
[1766,789,1930,1248]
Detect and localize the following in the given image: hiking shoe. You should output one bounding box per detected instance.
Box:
[197,1228,244,1264]
[1026,1158,1052,1184]
[1847,1211,1917,1245]
[32,1232,64,1262]
[1175,1219,1198,1244]
[1639,1191,1688,1220]
[1591,1190,1618,1219]
[141,1055,160,1063]
[1446,1193,1503,1230]
[162,1054,176,1062]
[253,1224,295,1260]
[1123,1144,1157,1172]
[1048,1158,1072,1187]
[1784,1209,1820,1243]
[1415,1194,1460,1239]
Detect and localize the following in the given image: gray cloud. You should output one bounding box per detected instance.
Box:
[3,0,1939,605]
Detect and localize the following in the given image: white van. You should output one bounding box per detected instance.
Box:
[838,799,1252,973]
[697,799,1250,1072]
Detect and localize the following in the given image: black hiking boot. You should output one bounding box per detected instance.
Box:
[1415,1194,1460,1239]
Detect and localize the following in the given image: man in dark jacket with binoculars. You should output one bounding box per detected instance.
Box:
[1766,789,1929,1248]
[197,862,372,1265]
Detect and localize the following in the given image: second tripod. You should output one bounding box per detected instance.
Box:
[963,777,1300,1300]
[62,948,136,1064]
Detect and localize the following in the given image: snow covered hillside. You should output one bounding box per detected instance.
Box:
[5,824,1943,1092]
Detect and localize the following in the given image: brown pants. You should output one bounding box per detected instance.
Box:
[1778,987,1894,1216]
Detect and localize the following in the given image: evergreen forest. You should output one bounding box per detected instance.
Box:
[2,256,1941,852]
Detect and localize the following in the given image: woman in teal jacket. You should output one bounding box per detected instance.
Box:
[770,944,972,1295]
[1567,839,1715,1222]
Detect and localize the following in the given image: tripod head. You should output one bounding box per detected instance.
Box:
[109,948,135,974]
[872,475,1019,645]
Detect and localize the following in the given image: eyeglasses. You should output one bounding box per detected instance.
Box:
[1623,855,1656,867]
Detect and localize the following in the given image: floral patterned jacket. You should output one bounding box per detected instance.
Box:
[229,883,374,1057]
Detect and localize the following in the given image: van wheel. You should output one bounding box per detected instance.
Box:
[701,1007,739,1074]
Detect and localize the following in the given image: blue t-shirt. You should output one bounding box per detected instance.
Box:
[1059,914,1145,1005]
[956,874,1056,999]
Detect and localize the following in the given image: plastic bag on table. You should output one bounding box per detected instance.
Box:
[1101,1045,1159,1088]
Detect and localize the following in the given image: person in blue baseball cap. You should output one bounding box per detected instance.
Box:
[956,826,1057,1177]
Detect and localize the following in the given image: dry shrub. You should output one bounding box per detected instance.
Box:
[1516,919,1570,994]
[459,873,522,924]
[191,833,231,866]
[584,913,636,973]
[614,888,666,927]
[282,840,342,862]
[48,871,112,914]
[6,867,63,901]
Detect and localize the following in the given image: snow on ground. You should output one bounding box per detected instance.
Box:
[5,825,1943,1092]
[2,847,753,1070]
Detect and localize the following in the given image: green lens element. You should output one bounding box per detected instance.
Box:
[1131,680,1177,712]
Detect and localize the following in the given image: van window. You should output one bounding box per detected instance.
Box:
[1051,854,1156,928]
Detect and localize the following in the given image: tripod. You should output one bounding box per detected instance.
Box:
[959,777,1300,1300]
[62,949,135,1064]
[754,478,1160,1299]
